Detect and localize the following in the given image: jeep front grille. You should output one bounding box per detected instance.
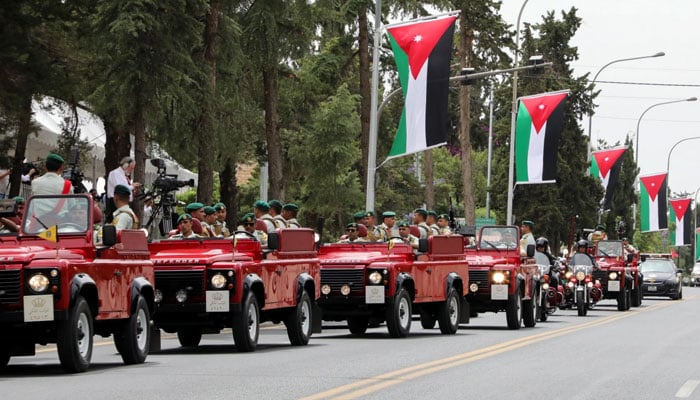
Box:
[321,268,364,294]
[0,269,21,303]
[155,270,205,297]
[469,270,490,292]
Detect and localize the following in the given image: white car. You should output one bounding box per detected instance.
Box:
[690,263,700,287]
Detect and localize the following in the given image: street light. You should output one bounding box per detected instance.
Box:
[587,52,665,147]
[635,97,698,165]
[666,136,700,195]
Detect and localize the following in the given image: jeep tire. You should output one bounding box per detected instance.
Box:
[116,296,150,364]
[57,296,93,373]
[347,316,369,334]
[437,289,460,334]
[285,290,312,346]
[506,282,522,330]
[233,292,260,352]
[386,289,411,338]
[522,286,537,328]
[617,287,629,311]
[177,327,202,347]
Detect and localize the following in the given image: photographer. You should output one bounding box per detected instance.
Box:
[106,156,141,223]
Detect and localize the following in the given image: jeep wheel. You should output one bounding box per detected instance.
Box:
[420,310,436,329]
[386,289,411,338]
[617,287,628,311]
[347,317,369,334]
[537,291,548,322]
[0,345,9,369]
[576,290,586,316]
[437,289,460,334]
[116,296,150,364]
[57,296,93,373]
[233,292,259,352]
[631,287,641,307]
[177,328,202,347]
[285,291,312,346]
[506,283,522,330]
[522,288,537,328]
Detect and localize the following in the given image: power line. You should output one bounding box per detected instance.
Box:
[594,80,700,88]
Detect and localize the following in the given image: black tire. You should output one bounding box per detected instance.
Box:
[115,296,150,364]
[347,317,369,334]
[522,286,537,328]
[386,289,411,338]
[437,289,460,335]
[420,310,436,329]
[0,345,9,369]
[232,292,259,352]
[617,287,628,311]
[537,291,548,322]
[576,290,587,316]
[285,291,312,346]
[177,327,202,348]
[631,287,641,307]
[57,296,93,373]
[506,282,522,330]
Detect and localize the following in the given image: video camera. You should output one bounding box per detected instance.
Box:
[150,158,194,198]
[62,147,87,193]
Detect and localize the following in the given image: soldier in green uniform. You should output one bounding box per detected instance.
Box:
[282,203,301,228]
[427,210,440,236]
[171,214,200,239]
[412,208,430,239]
[269,199,287,229]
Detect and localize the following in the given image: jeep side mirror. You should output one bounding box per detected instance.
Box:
[267,232,279,250]
[526,244,535,258]
[418,238,429,253]
[102,225,117,247]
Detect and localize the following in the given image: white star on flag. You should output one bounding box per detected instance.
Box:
[414,34,423,42]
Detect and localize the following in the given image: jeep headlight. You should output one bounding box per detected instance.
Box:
[575,271,586,281]
[609,272,618,280]
[28,274,50,293]
[211,273,227,289]
[175,289,188,303]
[368,271,383,284]
[492,272,506,284]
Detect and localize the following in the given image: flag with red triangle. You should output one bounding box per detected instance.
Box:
[670,197,692,246]
[589,146,626,209]
[695,228,700,260]
[639,172,667,232]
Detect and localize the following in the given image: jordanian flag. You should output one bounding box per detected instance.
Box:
[670,197,692,246]
[589,146,626,209]
[515,90,569,183]
[695,228,700,260]
[640,173,668,232]
[385,15,457,160]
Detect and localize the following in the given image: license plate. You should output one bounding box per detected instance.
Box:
[491,284,508,300]
[23,295,54,322]
[608,281,620,292]
[206,291,229,312]
[365,286,384,304]
[648,286,657,292]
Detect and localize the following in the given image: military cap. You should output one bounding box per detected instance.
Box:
[438,213,449,220]
[346,222,359,230]
[254,200,270,212]
[414,208,428,218]
[203,206,216,215]
[214,202,226,211]
[397,220,410,228]
[353,211,366,220]
[596,224,606,231]
[427,210,438,218]
[241,213,256,224]
[177,213,192,224]
[114,184,131,196]
[521,220,534,228]
[269,200,283,212]
[365,211,375,217]
[46,153,65,164]
[282,203,298,212]
[186,202,204,212]
[382,211,396,218]
[13,196,24,204]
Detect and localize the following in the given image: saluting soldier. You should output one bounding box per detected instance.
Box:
[413,208,430,239]
[282,203,301,228]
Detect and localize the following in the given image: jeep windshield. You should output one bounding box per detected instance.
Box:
[479,226,518,250]
[23,195,90,235]
[596,241,622,257]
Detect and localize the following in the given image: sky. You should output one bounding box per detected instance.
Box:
[499,0,700,197]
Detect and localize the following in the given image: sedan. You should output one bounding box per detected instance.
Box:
[690,263,700,287]
[640,258,682,300]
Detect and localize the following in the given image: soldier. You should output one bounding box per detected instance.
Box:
[214,202,230,237]
[254,200,276,233]
[201,206,218,237]
[622,237,637,257]
[112,184,138,231]
[337,222,367,243]
[365,210,383,242]
[437,214,452,235]
[238,212,267,244]
[353,211,366,225]
[171,213,200,239]
[378,211,398,240]
[31,153,73,212]
[396,221,419,249]
[588,224,608,244]
[185,202,208,237]
[268,199,287,229]
[412,208,430,239]
[427,210,440,236]
[282,203,301,228]
[520,220,536,256]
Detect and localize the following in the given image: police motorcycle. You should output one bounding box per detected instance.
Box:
[534,238,563,321]
[565,241,601,316]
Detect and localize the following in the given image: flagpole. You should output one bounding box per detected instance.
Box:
[365,0,382,212]
[694,186,700,261]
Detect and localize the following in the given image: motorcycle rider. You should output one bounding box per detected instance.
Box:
[536,237,560,287]
[571,239,596,266]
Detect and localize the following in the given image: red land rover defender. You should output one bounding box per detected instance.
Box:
[0,195,155,372]
[593,240,642,310]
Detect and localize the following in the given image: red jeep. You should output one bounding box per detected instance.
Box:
[317,235,470,337]
[148,228,321,352]
[464,225,539,329]
[593,240,642,310]
[0,195,155,372]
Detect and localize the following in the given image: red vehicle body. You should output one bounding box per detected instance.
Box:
[593,240,642,310]
[464,225,539,329]
[317,235,470,337]
[148,228,321,352]
[0,195,155,372]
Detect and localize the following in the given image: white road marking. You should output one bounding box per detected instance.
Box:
[676,380,700,398]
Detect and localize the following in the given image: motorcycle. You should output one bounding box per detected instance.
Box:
[565,254,602,316]
[535,252,564,321]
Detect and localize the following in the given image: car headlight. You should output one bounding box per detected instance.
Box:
[211,273,227,289]
[340,285,351,296]
[492,271,506,284]
[469,283,479,292]
[28,274,50,293]
[321,284,331,295]
[608,272,618,280]
[368,271,383,285]
[575,271,586,281]
[175,289,188,303]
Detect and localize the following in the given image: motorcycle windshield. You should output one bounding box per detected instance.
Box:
[570,253,593,267]
[535,252,551,274]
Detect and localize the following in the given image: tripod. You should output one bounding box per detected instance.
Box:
[146,192,177,239]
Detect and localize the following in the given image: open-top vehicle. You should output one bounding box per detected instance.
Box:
[463,225,539,329]
[317,234,470,337]
[148,228,321,352]
[0,195,155,372]
[593,240,641,310]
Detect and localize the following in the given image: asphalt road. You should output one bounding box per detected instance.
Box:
[3,288,700,400]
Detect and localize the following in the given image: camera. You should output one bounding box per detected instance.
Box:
[145,158,194,236]
[62,147,87,193]
[150,158,195,195]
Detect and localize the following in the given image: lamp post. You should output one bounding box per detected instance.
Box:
[587,52,665,148]
[635,97,697,165]
[665,136,700,200]
[695,186,700,262]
